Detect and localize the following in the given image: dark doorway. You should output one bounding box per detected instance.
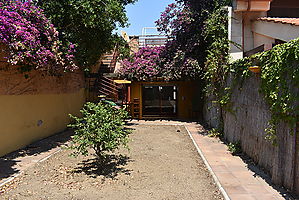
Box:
[142,85,177,117]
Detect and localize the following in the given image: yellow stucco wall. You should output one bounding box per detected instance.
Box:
[0,89,85,157]
[130,81,200,119]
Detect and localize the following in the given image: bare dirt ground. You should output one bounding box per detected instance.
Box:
[1,125,223,200]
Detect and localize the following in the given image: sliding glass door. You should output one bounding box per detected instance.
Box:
[142,85,177,117]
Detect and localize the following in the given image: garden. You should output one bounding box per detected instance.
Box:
[0,97,224,199]
[0,1,228,197]
[1,0,299,198]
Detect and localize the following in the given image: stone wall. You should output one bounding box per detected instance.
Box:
[204,74,299,195]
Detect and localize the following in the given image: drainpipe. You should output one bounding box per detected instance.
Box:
[242,16,245,53]
[242,0,252,53]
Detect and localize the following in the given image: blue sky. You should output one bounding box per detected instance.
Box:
[120,0,175,36]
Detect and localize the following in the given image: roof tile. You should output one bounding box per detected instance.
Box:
[257,17,299,26]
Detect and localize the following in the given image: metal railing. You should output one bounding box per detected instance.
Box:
[138,34,168,48]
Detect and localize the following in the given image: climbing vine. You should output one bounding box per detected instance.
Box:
[258,40,299,142]
[226,40,299,143]
[118,46,164,81]
[203,6,298,143]
[203,7,230,106]
[119,0,231,81]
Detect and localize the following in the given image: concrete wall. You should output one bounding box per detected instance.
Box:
[203,93,222,130]
[253,20,299,42]
[0,55,86,156]
[204,74,299,194]
[253,32,275,49]
[0,89,85,156]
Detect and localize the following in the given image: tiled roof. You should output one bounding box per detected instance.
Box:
[257,17,299,26]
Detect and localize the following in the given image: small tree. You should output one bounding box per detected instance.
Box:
[68,102,130,160]
[34,0,137,67]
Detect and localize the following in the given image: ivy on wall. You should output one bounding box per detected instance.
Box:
[256,40,299,142]
[203,7,230,105]
[203,7,299,144]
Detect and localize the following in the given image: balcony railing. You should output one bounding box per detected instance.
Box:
[138,34,168,48]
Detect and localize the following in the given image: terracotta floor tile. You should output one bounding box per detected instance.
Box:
[210,165,229,172]
[216,172,241,186]
[228,165,252,173]
[207,161,222,166]
[244,184,273,194]
[252,194,283,200]
[229,194,256,200]
[183,124,287,200]
[225,185,249,195]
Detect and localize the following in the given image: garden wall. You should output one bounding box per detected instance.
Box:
[0,58,86,157]
[204,74,299,195]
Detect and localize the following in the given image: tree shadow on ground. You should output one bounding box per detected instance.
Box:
[0,130,73,182]
[73,154,133,179]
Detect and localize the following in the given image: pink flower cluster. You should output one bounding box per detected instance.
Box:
[155,2,192,37]
[119,46,164,81]
[119,44,200,81]
[0,0,77,72]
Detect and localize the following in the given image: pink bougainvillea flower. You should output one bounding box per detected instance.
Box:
[0,0,78,72]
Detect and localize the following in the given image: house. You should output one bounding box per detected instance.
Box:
[93,33,202,120]
[229,0,299,60]
[127,35,200,120]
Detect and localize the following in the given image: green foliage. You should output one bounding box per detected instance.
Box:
[227,141,242,155]
[203,8,230,106]
[258,40,299,128]
[204,4,298,144]
[264,121,277,146]
[34,0,136,67]
[258,40,299,140]
[68,102,130,159]
[208,128,223,138]
[229,56,252,77]
[232,39,299,141]
[117,37,131,61]
[227,39,299,142]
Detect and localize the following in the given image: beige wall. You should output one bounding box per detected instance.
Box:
[253,20,299,42]
[0,88,85,157]
[0,45,86,157]
[228,6,243,61]
[228,6,267,61]
[253,32,275,49]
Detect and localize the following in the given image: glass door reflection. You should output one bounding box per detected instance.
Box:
[142,85,177,117]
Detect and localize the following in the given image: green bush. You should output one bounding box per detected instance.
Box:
[227,141,242,155]
[68,102,130,159]
[208,128,223,138]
